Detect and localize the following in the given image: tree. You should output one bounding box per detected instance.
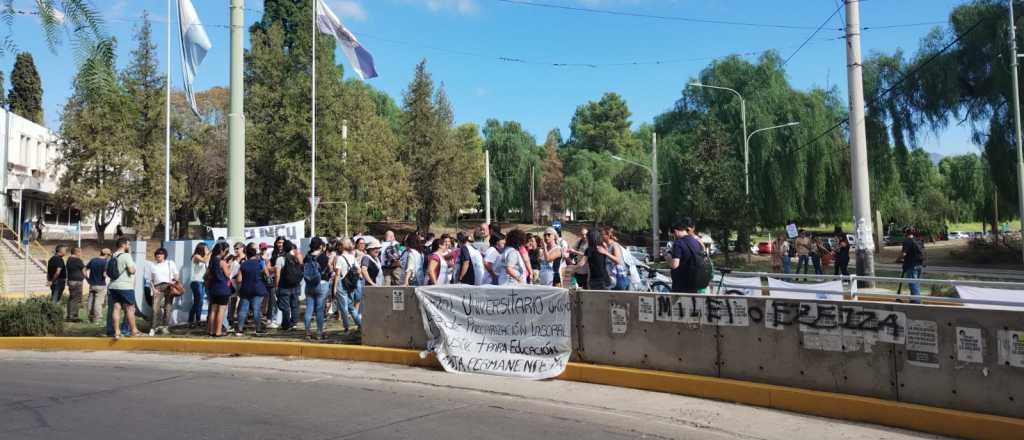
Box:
[169,87,228,237]
[55,42,140,244]
[539,129,565,215]
[0,70,6,109]
[568,92,635,155]
[120,14,167,237]
[939,154,987,222]
[482,119,536,222]
[399,60,476,230]
[8,52,43,123]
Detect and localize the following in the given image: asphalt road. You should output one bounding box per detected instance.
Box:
[0,351,945,440]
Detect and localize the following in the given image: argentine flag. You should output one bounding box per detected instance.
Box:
[316,0,378,80]
[178,0,212,116]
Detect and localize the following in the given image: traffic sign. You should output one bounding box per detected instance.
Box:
[309,196,321,208]
[10,189,21,204]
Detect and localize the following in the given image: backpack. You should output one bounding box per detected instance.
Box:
[787,240,797,258]
[340,255,360,291]
[685,238,713,289]
[106,253,124,281]
[303,254,323,285]
[382,244,401,269]
[280,254,303,287]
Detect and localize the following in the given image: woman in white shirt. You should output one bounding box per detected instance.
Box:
[539,227,563,286]
[502,230,528,285]
[483,232,506,285]
[188,243,210,327]
[146,247,179,335]
[332,239,362,332]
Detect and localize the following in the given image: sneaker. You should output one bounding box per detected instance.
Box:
[267,322,280,329]
[148,329,155,337]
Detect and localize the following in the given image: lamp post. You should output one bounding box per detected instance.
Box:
[1008,0,1024,264]
[689,82,747,193]
[611,132,658,261]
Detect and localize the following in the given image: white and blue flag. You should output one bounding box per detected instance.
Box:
[316,0,378,80]
[178,0,212,116]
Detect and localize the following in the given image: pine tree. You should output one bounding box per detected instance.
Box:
[0,70,6,109]
[121,13,167,237]
[8,52,44,124]
[540,129,564,214]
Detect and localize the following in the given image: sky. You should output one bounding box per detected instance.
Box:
[3,0,979,156]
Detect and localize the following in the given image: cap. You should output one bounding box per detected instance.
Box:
[365,238,382,249]
[259,242,269,250]
[544,227,558,236]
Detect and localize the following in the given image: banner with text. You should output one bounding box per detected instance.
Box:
[211,220,305,246]
[416,285,572,380]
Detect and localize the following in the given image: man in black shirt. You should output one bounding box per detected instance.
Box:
[47,245,68,303]
[900,228,925,304]
[670,218,704,293]
[64,247,87,321]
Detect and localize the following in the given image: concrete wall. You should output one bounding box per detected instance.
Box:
[363,287,1024,418]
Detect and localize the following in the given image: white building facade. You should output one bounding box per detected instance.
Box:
[0,108,120,240]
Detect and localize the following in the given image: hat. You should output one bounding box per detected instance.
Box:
[544,227,558,236]
[365,238,382,249]
[258,242,269,250]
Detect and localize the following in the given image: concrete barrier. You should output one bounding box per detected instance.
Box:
[362,286,1024,419]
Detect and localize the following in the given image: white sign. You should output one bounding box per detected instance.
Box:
[719,276,761,296]
[906,320,940,368]
[998,329,1024,368]
[610,302,628,334]
[392,289,405,311]
[767,278,844,301]
[956,327,983,363]
[416,285,572,380]
[10,189,21,203]
[786,223,798,239]
[955,285,1024,311]
[211,220,305,245]
[638,296,655,323]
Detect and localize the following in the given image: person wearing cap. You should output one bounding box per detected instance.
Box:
[360,237,385,288]
[539,227,564,286]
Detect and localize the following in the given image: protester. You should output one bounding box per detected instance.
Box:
[400,233,425,286]
[502,229,528,285]
[426,234,453,285]
[235,245,270,335]
[603,228,629,290]
[274,240,303,331]
[108,238,141,339]
[670,219,705,293]
[900,228,925,304]
[526,234,541,284]
[145,248,179,336]
[795,230,812,277]
[539,227,563,286]
[304,237,332,340]
[519,234,535,283]
[456,231,485,285]
[381,230,401,286]
[483,231,506,285]
[266,237,287,328]
[772,233,790,274]
[572,227,590,289]
[833,233,851,276]
[811,235,826,275]
[47,245,67,304]
[475,223,491,252]
[575,229,610,290]
[206,242,233,337]
[189,243,210,328]
[334,238,363,331]
[84,248,110,323]
[64,247,86,322]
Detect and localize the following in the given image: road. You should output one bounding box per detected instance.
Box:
[0,351,945,440]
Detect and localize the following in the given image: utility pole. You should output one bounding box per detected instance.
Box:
[310,0,318,238]
[227,0,245,241]
[485,149,491,225]
[651,132,659,261]
[845,0,876,281]
[530,165,536,224]
[1009,0,1024,264]
[164,0,172,243]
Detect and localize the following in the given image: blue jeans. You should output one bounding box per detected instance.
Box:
[334,283,362,330]
[50,279,66,303]
[906,265,923,304]
[189,281,205,324]
[796,255,810,274]
[237,296,264,332]
[354,279,365,316]
[304,281,328,335]
[612,273,630,290]
[811,254,823,275]
[277,286,301,329]
[782,257,791,274]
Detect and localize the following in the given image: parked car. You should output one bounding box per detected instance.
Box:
[756,241,773,255]
[948,231,971,240]
[626,246,651,263]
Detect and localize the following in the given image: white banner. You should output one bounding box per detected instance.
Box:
[211,220,305,246]
[955,285,1024,311]
[719,276,762,296]
[416,284,572,380]
[767,278,844,300]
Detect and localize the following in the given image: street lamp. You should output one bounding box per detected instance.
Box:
[611,131,659,261]
[745,121,800,192]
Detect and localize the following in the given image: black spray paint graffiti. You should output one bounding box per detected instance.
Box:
[655,296,904,338]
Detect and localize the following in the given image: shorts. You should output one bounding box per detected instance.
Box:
[108,289,136,306]
[209,295,230,306]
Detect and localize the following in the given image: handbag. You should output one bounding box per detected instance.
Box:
[168,280,185,297]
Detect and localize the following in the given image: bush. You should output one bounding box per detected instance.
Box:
[952,236,1023,265]
[0,298,64,336]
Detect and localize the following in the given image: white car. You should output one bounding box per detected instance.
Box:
[949,231,970,240]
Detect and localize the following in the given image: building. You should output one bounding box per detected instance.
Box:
[0,108,121,241]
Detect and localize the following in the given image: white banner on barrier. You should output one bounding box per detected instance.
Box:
[416,285,572,380]
[719,276,761,296]
[955,285,1024,311]
[211,220,305,245]
[767,278,844,300]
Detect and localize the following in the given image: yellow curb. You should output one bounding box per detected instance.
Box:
[1,337,1019,440]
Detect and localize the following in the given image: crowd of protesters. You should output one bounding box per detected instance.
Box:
[43,218,719,340]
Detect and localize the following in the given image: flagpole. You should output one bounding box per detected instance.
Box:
[310,0,318,239]
[164,0,173,242]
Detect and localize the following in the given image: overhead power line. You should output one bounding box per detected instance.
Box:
[782,3,844,67]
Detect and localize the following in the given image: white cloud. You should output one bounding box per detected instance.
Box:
[329,0,368,21]
[405,0,478,15]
